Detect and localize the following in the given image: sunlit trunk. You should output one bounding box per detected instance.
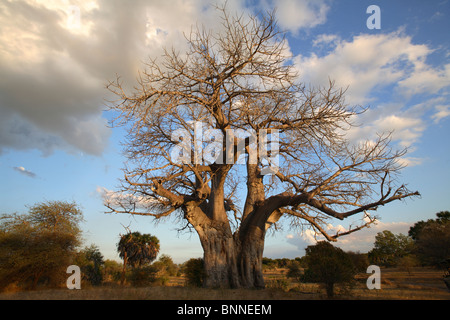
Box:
[198,222,266,289]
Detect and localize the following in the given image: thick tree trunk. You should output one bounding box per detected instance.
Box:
[198,221,266,289]
[187,163,273,289]
[199,224,240,288]
[238,231,265,288]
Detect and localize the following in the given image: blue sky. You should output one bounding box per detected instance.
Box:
[0,0,449,263]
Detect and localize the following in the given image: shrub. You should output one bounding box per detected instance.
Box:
[302,241,356,299]
[286,260,303,282]
[182,258,205,287]
[128,265,158,287]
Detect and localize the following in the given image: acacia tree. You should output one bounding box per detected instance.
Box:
[105,7,419,288]
[0,201,83,289]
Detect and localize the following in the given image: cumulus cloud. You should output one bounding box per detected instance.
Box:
[432,104,450,123]
[294,31,450,165]
[96,186,160,211]
[13,166,37,178]
[267,0,329,34]
[294,32,442,105]
[0,0,110,155]
[0,0,253,156]
[3,1,446,160]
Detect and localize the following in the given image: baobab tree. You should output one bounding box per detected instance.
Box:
[105,7,419,288]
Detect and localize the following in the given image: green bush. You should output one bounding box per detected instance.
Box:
[302,241,356,299]
[182,258,205,287]
[286,260,303,282]
[128,265,158,287]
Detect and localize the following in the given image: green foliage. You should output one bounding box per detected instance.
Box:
[75,244,105,286]
[26,200,84,234]
[346,251,370,273]
[302,241,356,298]
[117,232,160,268]
[129,265,159,287]
[407,211,450,267]
[414,222,450,267]
[262,257,278,270]
[103,259,123,283]
[0,201,83,290]
[182,258,205,287]
[368,230,414,267]
[286,260,303,282]
[408,211,450,240]
[152,254,179,276]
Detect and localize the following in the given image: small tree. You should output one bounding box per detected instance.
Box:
[409,211,450,240]
[117,231,160,285]
[368,230,414,267]
[0,200,83,290]
[286,260,303,282]
[152,254,179,276]
[346,251,370,273]
[103,260,123,283]
[415,223,450,267]
[76,244,105,286]
[182,258,205,287]
[408,211,450,267]
[302,241,356,298]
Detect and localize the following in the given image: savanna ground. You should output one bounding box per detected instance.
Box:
[0,267,449,300]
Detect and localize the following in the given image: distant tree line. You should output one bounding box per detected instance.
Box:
[259,210,450,298]
[1,201,448,295]
[368,211,450,269]
[0,200,180,290]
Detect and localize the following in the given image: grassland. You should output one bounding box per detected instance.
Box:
[0,267,448,300]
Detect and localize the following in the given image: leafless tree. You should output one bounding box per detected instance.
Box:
[105,6,419,288]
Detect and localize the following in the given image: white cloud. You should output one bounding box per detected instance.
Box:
[432,104,450,123]
[270,0,330,34]
[294,31,450,162]
[312,34,340,48]
[0,0,250,156]
[97,186,156,206]
[13,166,37,178]
[373,115,426,148]
[2,1,447,160]
[294,32,440,105]
[398,62,450,97]
[395,156,424,168]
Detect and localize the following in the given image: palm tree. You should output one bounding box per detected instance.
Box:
[117,231,160,285]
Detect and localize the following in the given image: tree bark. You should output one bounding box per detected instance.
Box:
[198,225,266,289]
[120,251,127,286]
[325,282,335,299]
[200,226,240,288]
[237,226,266,288]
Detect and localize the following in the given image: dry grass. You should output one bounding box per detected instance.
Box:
[0,286,315,300]
[0,267,449,300]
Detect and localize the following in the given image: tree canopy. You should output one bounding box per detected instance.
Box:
[302,241,356,298]
[0,200,83,289]
[105,5,419,288]
[117,232,160,268]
